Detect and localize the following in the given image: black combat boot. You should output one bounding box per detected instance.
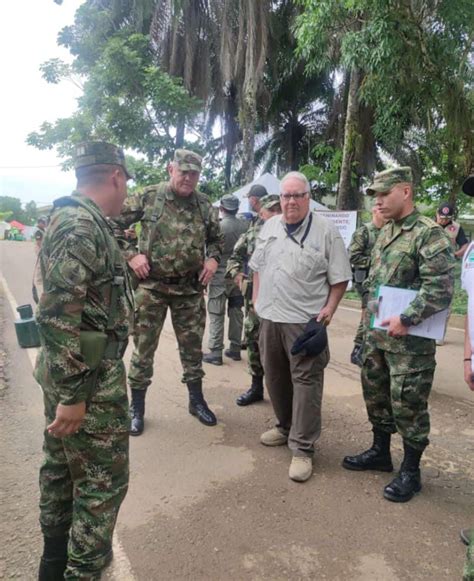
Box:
[38,533,69,581]
[342,428,393,472]
[187,380,217,426]
[236,375,264,406]
[350,344,363,367]
[202,351,223,366]
[383,441,423,502]
[130,389,146,436]
[224,348,241,361]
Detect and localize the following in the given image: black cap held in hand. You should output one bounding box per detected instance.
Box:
[291,318,328,357]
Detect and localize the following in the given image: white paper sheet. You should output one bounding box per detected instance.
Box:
[370,285,449,341]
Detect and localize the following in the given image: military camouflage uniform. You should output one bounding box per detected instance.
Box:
[114,182,223,388]
[35,192,134,579]
[207,199,248,355]
[362,210,454,450]
[226,216,264,377]
[349,221,381,345]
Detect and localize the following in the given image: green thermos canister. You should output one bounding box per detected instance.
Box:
[15,304,41,348]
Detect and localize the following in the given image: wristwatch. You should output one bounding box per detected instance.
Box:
[399,313,413,327]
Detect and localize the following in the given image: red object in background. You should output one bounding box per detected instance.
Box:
[9,220,25,230]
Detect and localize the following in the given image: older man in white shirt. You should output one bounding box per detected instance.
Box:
[249,171,352,482]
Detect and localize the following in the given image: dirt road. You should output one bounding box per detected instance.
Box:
[0,240,472,580]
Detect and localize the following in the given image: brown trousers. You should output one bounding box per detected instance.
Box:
[259,319,330,457]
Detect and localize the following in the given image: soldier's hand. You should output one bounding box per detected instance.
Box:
[234,273,244,291]
[47,402,86,438]
[199,258,219,286]
[128,254,150,280]
[381,316,409,337]
[464,360,474,391]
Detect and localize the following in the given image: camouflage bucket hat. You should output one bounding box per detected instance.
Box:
[261,194,281,211]
[74,142,133,179]
[174,149,202,172]
[366,167,413,195]
[462,175,474,197]
[220,193,239,211]
[248,184,268,199]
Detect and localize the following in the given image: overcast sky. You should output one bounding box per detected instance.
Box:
[0,0,84,207]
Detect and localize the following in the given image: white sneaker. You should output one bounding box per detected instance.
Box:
[260,427,288,446]
[289,456,313,482]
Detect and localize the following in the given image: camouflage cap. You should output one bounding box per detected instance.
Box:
[248,184,268,199]
[366,166,413,195]
[74,141,133,179]
[220,193,239,211]
[437,201,454,217]
[174,149,202,172]
[261,194,281,211]
[462,175,474,197]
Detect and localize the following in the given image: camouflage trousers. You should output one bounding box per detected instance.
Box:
[244,298,264,377]
[361,346,435,450]
[207,283,244,353]
[353,283,368,346]
[39,363,129,580]
[465,533,474,581]
[129,287,206,388]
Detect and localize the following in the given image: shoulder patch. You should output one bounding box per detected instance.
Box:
[420,235,452,259]
[418,215,438,229]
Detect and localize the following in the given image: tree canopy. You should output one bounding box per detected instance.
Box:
[28,0,474,210]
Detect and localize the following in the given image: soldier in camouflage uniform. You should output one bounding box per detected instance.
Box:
[460,174,474,581]
[35,142,134,580]
[342,167,454,503]
[113,149,223,435]
[349,206,385,366]
[203,193,248,366]
[225,187,281,406]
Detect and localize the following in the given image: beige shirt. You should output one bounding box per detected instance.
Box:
[249,211,351,323]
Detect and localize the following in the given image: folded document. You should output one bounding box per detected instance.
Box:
[370,285,449,341]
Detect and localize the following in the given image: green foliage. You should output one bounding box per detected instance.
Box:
[0,211,13,222]
[0,197,26,223]
[0,197,42,225]
[295,0,474,205]
[28,33,202,167]
[301,143,343,192]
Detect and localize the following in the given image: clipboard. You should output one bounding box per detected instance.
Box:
[370,285,449,341]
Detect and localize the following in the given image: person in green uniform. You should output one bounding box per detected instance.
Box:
[203,193,248,366]
[226,184,269,406]
[342,167,454,502]
[349,206,386,366]
[113,149,223,435]
[35,142,134,580]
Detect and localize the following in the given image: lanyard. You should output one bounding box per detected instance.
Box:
[285,213,313,249]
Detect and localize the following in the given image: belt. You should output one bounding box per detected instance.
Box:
[103,339,129,360]
[154,274,197,285]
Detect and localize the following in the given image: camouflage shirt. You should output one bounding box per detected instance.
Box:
[34,193,135,408]
[225,216,263,282]
[365,210,454,354]
[211,214,248,289]
[113,182,223,295]
[349,222,381,270]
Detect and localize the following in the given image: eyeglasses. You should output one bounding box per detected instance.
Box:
[280,192,308,201]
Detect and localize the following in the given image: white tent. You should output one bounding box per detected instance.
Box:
[213,173,328,213]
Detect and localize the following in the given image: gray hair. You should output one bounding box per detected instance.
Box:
[280,171,310,193]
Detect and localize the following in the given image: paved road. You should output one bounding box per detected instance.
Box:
[0,240,473,580]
